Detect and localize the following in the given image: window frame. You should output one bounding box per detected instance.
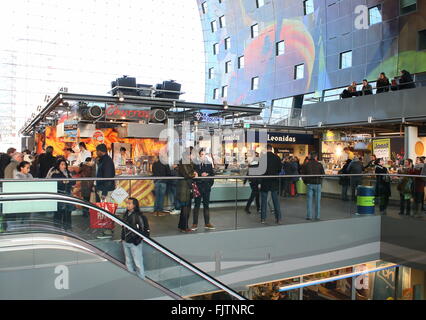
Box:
[294,64,304,80]
[418,29,426,51]
[213,43,219,55]
[238,55,244,69]
[213,88,219,100]
[303,0,314,15]
[276,40,285,56]
[221,85,228,98]
[339,50,352,69]
[225,60,231,74]
[368,5,382,26]
[225,37,231,50]
[219,15,226,28]
[400,0,417,15]
[211,20,217,33]
[251,76,259,90]
[256,0,265,8]
[208,67,214,79]
[251,23,259,38]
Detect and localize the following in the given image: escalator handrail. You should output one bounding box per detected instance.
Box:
[0,192,246,300]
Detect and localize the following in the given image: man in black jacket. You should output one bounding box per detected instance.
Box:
[191,148,215,230]
[260,145,282,224]
[301,152,325,220]
[152,155,171,215]
[37,146,56,178]
[399,70,416,90]
[95,144,116,201]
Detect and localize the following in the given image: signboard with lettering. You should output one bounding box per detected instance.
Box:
[373,139,391,161]
[246,131,315,145]
[105,104,151,120]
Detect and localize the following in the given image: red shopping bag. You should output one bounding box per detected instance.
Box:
[290,183,296,196]
[89,202,118,229]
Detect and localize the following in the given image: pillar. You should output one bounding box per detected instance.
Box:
[404,126,418,160]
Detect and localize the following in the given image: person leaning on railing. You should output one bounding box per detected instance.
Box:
[360,79,373,96]
[398,70,416,90]
[376,72,390,94]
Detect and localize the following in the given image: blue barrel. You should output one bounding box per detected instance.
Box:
[357,186,375,214]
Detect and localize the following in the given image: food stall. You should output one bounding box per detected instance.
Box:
[21,92,263,209]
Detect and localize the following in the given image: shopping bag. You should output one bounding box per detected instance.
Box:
[192,182,201,198]
[290,183,296,196]
[296,178,307,194]
[89,202,118,229]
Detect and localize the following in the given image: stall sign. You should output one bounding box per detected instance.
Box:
[373,139,391,160]
[194,112,221,123]
[93,130,104,143]
[63,119,78,142]
[246,131,314,145]
[323,130,341,142]
[105,104,150,120]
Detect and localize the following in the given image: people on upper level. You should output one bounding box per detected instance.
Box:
[399,69,416,90]
[376,72,390,93]
[361,79,373,96]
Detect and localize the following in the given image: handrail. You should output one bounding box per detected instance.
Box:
[0,173,424,182]
[0,192,246,300]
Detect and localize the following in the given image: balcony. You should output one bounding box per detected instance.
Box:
[302,85,426,128]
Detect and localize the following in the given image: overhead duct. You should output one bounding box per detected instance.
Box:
[149,109,167,123]
[80,105,103,120]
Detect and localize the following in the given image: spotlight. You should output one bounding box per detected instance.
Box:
[223,100,228,110]
[118,91,124,102]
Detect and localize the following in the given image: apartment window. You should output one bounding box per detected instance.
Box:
[218,0,222,3]
[219,15,226,28]
[276,40,285,56]
[211,20,217,33]
[369,5,382,25]
[225,60,231,73]
[208,67,214,79]
[222,85,228,98]
[225,37,231,50]
[400,0,417,15]
[339,51,352,69]
[251,77,259,90]
[213,43,219,55]
[256,0,265,8]
[419,30,426,51]
[238,55,244,69]
[251,23,259,38]
[303,0,314,15]
[201,2,207,14]
[213,88,219,100]
[294,64,304,79]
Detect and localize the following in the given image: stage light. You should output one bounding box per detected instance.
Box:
[118,91,124,102]
[223,100,228,109]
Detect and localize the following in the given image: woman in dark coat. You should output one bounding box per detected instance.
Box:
[176,152,197,233]
[47,158,76,230]
[375,158,391,215]
[376,72,390,93]
[339,159,351,201]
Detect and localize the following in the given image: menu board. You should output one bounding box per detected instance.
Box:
[372,139,391,161]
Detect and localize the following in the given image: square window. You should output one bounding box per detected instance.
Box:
[400,0,417,15]
[219,15,226,28]
[201,2,207,14]
[276,40,285,56]
[251,24,259,38]
[209,67,214,79]
[340,51,352,69]
[213,88,219,99]
[369,5,382,25]
[238,56,244,69]
[213,43,219,55]
[294,64,304,79]
[225,37,231,50]
[303,0,314,15]
[251,77,259,90]
[225,60,231,73]
[211,20,217,33]
[222,85,228,98]
[418,30,426,51]
[256,0,265,8]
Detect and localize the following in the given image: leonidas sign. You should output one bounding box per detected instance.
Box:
[105,104,151,120]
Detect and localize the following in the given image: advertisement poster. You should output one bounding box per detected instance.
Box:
[373,261,396,300]
[372,139,391,161]
[63,119,78,142]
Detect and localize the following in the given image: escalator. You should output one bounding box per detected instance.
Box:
[0,192,246,300]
